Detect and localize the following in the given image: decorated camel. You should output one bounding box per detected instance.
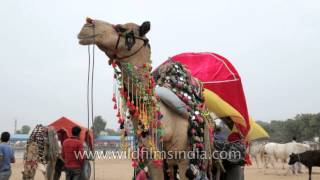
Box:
[22,123,92,180]
[77,18,219,180]
[22,125,61,180]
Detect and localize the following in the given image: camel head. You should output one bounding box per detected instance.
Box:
[78,17,151,64]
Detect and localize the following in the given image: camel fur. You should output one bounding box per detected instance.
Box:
[77,18,216,180]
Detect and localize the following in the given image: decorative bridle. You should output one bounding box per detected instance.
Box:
[112,24,149,60]
[85,17,150,64]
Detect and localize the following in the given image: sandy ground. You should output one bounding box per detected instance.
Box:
[11,158,320,180]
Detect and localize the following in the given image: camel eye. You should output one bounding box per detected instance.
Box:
[115,25,127,33]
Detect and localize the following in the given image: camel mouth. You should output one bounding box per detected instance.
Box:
[77,34,99,45]
[78,38,92,45]
[77,34,99,40]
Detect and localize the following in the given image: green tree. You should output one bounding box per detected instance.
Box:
[16,125,31,134]
[105,128,120,136]
[257,113,320,142]
[92,116,107,138]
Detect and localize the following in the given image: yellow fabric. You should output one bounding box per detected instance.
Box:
[203,89,247,127]
[203,88,269,141]
[246,117,269,141]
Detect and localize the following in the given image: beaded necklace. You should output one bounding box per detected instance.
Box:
[111,60,163,177]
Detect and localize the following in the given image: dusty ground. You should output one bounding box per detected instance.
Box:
[12,158,320,180]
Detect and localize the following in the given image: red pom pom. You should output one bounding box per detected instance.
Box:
[131,160,138,167]
[176,82,183,88]
[133,111,139,118]
[126,101,132,107]
[113,104,117,109]
[118,117,124,124]
[152,160,163,167]
[112,61,117,68]
[131,105,136,111]
[112,95,116,102]
[198,103,204,109]
[136,169,147,180]
[196,143,204,149]
[196,116,204,123]
[160,136,164,141]
[183,97,188,103]
[119,87,124,93]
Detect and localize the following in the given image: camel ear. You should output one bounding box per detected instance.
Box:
[139,21,150,36]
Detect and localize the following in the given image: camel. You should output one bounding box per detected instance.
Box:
[77,18,216,180]
[22,125,61,180]
[22,125,93,180]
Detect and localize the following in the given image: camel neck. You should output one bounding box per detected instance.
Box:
[117,47,152,99]
[120,45,151,66]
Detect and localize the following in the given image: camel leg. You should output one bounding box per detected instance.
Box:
[148,162,165,180]
[177,159,189,180]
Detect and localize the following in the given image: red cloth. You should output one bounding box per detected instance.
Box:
[49,117,93,150]
[169,52,250,137]
[62,137,84,169]
[227,132,241,142]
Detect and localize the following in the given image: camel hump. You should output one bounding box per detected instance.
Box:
[152,60,205,119]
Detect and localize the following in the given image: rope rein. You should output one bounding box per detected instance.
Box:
[84,19,153,179]
[87,27,96,180]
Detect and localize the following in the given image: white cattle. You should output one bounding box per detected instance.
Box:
[263,142,310,170]
[249,143,265,168]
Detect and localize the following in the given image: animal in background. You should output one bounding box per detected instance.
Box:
[289,150,320,180]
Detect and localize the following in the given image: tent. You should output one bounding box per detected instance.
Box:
[48,117,93,149]
[169,52,268,140]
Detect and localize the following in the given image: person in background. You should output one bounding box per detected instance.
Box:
[292,136,297,142]
[62,126,84,180]
[219,117,245,180]
[214,126,226,141]
[0,132,15,180]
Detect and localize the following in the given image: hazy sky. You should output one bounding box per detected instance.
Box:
[0,0,319,133]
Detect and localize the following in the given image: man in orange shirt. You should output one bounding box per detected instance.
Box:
[62,126,84,180]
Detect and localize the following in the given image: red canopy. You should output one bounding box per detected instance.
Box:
[48,117,93,149]
[169,52,250,137]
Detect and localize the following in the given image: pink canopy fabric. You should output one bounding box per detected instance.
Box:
[169,52,250,137]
